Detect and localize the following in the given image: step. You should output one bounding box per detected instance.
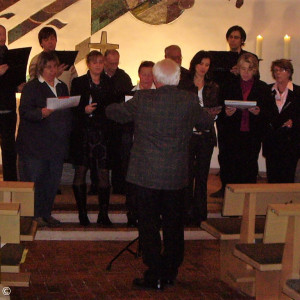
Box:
[35,212,221,241]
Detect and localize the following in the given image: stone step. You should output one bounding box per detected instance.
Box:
[35,212,220,241]
[36,224,215,241]
[51,211,221,224]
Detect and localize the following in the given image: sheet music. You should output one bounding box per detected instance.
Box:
[47,95,80,110]
[125,95,133,102]
[225,100,257,109]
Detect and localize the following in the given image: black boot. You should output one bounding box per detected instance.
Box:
[72,184,90,226]
[97,187,112,226]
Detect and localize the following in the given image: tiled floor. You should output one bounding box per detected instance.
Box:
[10,240,253,300]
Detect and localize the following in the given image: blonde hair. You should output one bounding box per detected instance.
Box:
[237,53,259,76]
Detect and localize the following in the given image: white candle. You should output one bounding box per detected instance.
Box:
[284,35,291,59]
[256,35,263,59]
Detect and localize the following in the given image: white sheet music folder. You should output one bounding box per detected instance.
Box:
[47,95,80,110]
[225,100,257,109]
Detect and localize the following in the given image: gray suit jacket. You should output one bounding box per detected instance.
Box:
[106,85,213,190]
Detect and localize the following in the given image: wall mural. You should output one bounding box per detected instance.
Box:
[0,0,195,62]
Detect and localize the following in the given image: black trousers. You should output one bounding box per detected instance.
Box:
[219,131,261,185]
[266,153,298,183]
[0,111,17,181]
[186,134,214,222]
[134,184,185,281]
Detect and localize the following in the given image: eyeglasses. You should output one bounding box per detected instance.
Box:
[273,68,288,73]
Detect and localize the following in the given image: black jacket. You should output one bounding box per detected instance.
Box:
[262,83,300,157]
[16,78,72,160]
[218,76,272,145]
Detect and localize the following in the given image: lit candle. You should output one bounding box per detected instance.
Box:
[284,34,291,59]
[256,35,263,59]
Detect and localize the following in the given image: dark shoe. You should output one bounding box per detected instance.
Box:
[127,218,138,227]
[79,214,90,226]
[45,216,61,225]
[133,278,164,290]
[35,217,49,227]
[162,279,175,286]
[87,184,98,195]
[210,188,224,198]
[97,213,112,226]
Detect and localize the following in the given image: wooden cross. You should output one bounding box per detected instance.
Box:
[89,31,119,54]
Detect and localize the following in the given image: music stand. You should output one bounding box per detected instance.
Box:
[106,236,141,271]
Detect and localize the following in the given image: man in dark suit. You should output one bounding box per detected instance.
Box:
[0,25,23,181]
[106,59,213,290]
[164,45,189,87]
[102,49,133,195]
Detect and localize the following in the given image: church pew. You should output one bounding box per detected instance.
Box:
[0,203,37,242]
[0,237,30,289]
[233,203,300,300]
[0,182,37,242]
[201,183,300,297]
[0,203,20,244]
[274,204,300,300]
[0,181,34,217]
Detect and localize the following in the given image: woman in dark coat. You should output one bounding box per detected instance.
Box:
[218,53,272,187]
[263,59,300,183]
[180,51,221,225]
[70,50,111,226]
[17,51,72,227]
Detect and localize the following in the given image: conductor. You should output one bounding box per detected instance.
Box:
[106,59,213,290]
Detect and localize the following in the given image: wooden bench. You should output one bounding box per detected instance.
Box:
[0,182,34,217]
[269,204,300,300]
[0,237,30,288]
[0,182,37,242]
[0,203,20,244]
[201,183,300,297]
[233,203,300,299]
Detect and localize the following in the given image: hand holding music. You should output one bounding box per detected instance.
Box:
[41,107,53,118]
[85,103,97,114]
[248,106,260,115]
[225,106,237,116]
[282,119,293,128]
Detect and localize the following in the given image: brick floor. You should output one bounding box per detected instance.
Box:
[9,240,254,300]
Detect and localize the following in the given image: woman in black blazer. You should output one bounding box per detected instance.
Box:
[263,59,300,183]
[218,53,272,187]
[180,51,221,225]
[70,51,111,226]
[17,52,72,227]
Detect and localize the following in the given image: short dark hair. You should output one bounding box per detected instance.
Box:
[271,59,294,80]
[189,50,213,80]
[226,25,246,46]
[138,61,154,74]
[38,27,57,47]
[36,51,59,77]
[86,50,103,64]
[104,49,119,57]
